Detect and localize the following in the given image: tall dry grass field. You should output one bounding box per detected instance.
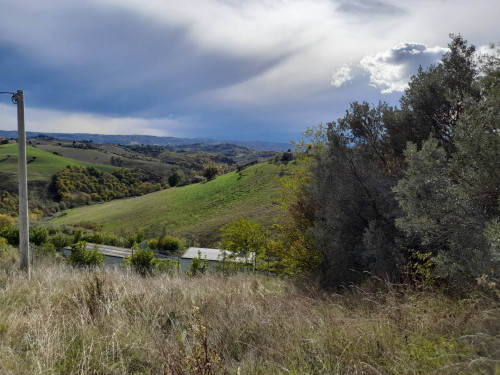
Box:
[0,250,499,374]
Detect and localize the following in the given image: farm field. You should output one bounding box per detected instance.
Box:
[51,162,283,245]
[0,143,113,181]
[36,144,120,165]
[36,143,175,177]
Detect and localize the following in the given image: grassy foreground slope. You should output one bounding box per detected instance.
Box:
[51,162,282,244]
[0,256,498,374]
[0,143,113,181]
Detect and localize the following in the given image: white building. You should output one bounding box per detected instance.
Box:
[180,247,255,271]
[63,243,173,265]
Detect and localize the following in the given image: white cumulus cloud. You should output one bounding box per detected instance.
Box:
[0,104,197,138]
[360,43,447,93]
[331,64,353,88]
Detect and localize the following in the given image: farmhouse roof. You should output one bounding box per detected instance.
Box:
[64,243,171,259]
[181,247,254,262]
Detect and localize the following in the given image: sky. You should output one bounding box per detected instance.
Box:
[0,0,498,143]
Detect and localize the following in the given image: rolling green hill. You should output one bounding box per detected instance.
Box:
[51,162,283,245]
[36,143,175,178]
[0,143,113,181]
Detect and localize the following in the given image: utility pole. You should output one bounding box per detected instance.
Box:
[0,90,29,276]
[14,91,30,275]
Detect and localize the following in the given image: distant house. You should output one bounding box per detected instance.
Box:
[180,247,255,271]
[63,242,173,265]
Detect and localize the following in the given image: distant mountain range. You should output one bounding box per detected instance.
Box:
[0,130,291,151]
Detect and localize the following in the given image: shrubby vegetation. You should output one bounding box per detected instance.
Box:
[124,245,156,276]
[124,243,180,276]
[0,213,14,228]
[203,164,219,181]
[68,241,105,268]
[51,165,163,205]
[158,235,182,253]
[221,217,268,262]
[276,35,500,291]
[0,191,18,217]
[189,251,209,276]
[0,263,498,374]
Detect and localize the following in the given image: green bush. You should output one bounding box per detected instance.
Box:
[30,226,49,246]
[50,232,73,248]
[68,241,105,268]
[0,226,19,246]
[147,238,159,250]
[189,251,209,276]
[126,232,145,248]
[158,235,181,252]
[81,231,124,247]
[168,172,181,187]
[125,245,156,276]
[0,214,14,228]
[0,237,8,251]
[73,228,84,243]
[203,165,218,181]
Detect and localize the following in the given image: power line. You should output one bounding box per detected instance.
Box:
[0,91,18,104]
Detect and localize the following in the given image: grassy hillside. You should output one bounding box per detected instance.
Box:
[36,144,119,165]
[0,256,498,374]
[0,143,113,181]
[51,162,283,245]
[36,143,175,178]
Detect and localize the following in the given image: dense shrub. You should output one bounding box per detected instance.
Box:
[189,251,209,276]
[0,214,14,228]
[125,246,156,276]
[52,166,163,205]
[203,165,218,181]
[0,191,18,217]
[68,241,105,268]
[168,172,181,187]
[30,226,49,246]
[158,235,182,252]
[49,232,72,248]
[147,238,159,250]
[0,226,19,246]
[126,232,145,248]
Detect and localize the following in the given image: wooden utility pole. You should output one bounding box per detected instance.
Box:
[14,90,30,275]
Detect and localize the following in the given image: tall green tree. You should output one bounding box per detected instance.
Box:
[388,34,480,155]
[394,45,500,283]
[221,218,268,262]
[310,101,404,287]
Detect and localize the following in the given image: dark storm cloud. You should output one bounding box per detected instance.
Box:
[0,0,498,141]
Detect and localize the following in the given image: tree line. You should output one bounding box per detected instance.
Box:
[51,165,164,205]
[275,35,499,290]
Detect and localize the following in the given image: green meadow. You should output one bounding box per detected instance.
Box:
[51,162,283,244]
[0,143,113,181]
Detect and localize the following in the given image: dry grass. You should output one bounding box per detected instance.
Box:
[0,254,499,374]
